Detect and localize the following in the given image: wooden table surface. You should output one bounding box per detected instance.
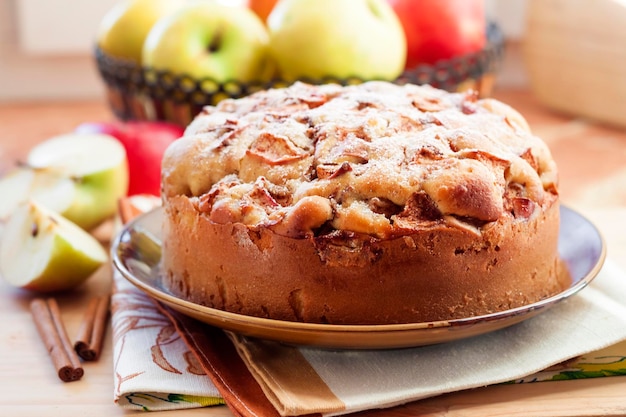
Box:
[1,88,625,417]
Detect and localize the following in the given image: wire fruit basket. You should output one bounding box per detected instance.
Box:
[95,23,504,127]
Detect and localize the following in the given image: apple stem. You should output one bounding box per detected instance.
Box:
[208,26,224,53]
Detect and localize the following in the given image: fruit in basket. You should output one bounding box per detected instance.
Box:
[142,2,275,83]
[267,0,406,81]
[75,121,184,197]
[96,0,184,63]
[386,0,486,68]
[0,200,107,293]
[0,133,128,231]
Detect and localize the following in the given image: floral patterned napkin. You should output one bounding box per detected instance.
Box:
[111,264,224,411]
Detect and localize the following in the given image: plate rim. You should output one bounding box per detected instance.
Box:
[112,205,606,347]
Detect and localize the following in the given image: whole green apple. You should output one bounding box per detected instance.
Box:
[267,0,406,81]
[97,0,184,63]
[142,2,275,83]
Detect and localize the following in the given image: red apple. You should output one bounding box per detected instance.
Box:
[386,0,486,68]
[75,121,184,196]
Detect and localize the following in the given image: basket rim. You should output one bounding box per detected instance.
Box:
[95,21,505,104]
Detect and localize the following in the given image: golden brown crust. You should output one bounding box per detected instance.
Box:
[162,194,563,324]
[162,82,559,240]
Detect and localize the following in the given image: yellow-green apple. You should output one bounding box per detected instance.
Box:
[0,133,128,230]
[0,200,108,293]
[267,0,406,81]
[75,121,184,196]
[142,1,275,82]
[96,0,185,63]
[386,0,486,68]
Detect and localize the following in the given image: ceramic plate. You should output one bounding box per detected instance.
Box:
[111,206,606,350]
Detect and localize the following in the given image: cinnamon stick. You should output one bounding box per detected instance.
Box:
[30,298,84,382]
[118,197,141,225]
[74,294,110,361]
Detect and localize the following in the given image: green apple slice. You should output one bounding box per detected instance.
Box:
[0,200,108,292]
[0,133,128,230]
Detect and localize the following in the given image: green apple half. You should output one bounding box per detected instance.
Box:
[0,200,108,292]
[267,0,407,81]
[0,133,128,231]
[142,2,275,83]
